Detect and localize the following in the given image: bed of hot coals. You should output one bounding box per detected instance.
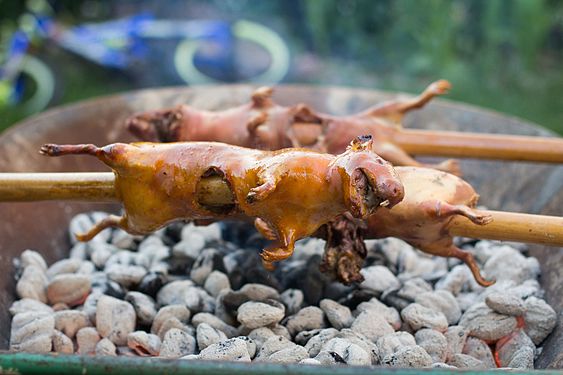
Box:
[10,212,557,369]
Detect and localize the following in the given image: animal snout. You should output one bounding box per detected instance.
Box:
[377,178,405,208]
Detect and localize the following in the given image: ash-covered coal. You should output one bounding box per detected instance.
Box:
[9,211,557,369]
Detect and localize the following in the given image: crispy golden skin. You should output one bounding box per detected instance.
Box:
[40,136,404,269]
[125,83,501,286]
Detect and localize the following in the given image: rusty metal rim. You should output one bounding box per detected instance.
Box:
[0,353,558,375]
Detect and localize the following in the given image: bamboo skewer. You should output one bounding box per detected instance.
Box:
[290,125,563,163]
[0,173,118,202]
[450,210,563,246]
[392,129,563,163]
[1,172,562,247]
[0,173,231,206]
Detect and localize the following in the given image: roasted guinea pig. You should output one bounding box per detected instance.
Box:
[366,167,493,286]
[126,87,305,151]
[322,166,494,286]
[126,84,497,285]
[40,136,404,268]
[126,81,459,174]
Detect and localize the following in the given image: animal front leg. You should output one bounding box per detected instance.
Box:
[254,218,277,241]
[75,214,127,242]
[246,111,268,136]
[260,228,296,270]
[288,104,326,148]
[246,170,282,203]
[285,125,303,148]
[431,202,493,225]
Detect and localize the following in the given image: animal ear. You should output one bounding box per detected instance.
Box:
[347,135,373,152]
[126,106,184,142]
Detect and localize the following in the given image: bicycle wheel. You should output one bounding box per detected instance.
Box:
[13,54,56,114]
[173,20,290,85]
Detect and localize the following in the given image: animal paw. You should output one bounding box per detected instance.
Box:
[429,79,451,95]
[261,258,276,271]
[246,180,276,203]
[39,144,59,156]
[471,212,493,225]
[246,189,259,203]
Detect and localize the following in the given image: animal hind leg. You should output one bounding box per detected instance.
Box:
[40,143,126,168]
[366,79,451,119]
[75,214,127,242]
[40,144,101,157]
[419,242,495,287]
[449,245,496,287]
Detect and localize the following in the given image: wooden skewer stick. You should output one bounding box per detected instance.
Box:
[1,173,562,246]
[0,173,118,202]
[450,210,563,246]
[290,124,563,163]
[0,173,233,206]
[392,129,563,163]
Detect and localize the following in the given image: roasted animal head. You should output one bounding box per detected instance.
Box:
[330,135,404,219]
[126,106,184,142]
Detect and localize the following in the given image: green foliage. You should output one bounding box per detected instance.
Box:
[0,0,561,134]
[297,0,562,134]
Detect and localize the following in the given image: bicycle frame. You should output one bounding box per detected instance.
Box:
[1,11,290,111]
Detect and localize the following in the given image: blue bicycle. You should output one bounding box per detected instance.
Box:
[0,6,290,114]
